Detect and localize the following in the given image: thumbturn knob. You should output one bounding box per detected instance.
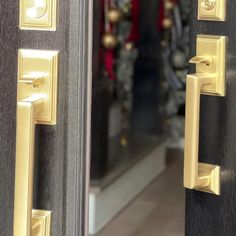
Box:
[26,0,47,19]
[201,0,216,11]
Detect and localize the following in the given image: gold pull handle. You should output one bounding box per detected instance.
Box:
[14,95,45,236]
[184,74,220,192]
[14,49,59,236]
[184,35,227,195]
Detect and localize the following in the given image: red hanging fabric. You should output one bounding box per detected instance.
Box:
[157,0,165,31]
[104,50,116,80]
[127,0,140,43]
[99,0,116,80]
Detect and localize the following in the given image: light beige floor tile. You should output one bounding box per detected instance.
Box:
[95,150,185,236]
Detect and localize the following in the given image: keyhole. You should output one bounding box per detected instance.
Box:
[26,0,47,19]
[201,0,216,11]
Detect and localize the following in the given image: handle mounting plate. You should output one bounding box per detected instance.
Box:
[196,35,226,96]
[18,49,59,125]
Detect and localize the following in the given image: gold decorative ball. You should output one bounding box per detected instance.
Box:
[162,18,173,29]
[102,32,118,49]
[108,7,123,23]
[165,1,174,11]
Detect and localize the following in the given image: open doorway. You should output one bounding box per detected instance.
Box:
[89,0,190,235]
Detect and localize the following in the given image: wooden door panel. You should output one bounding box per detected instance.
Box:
[186,1,236,235]
[0,1,19,235]
[0,0,92,235]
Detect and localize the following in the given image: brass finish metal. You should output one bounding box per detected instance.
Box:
[191,35,227,96]
[32,210,51,236]
[201,0,216,11]
[189,55,213,65]
[14,49,58,236]
[184,35,227,195]
[19,0,57,31]
[18,49,58,125]
[198,0,226,21]
[20,72,46,87]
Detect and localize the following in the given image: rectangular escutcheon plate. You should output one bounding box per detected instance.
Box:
[18,49,59,125]
[196,35,227,96]
[198,0,226,21]
[19,0,57,30]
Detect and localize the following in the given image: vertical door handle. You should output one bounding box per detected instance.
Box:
[184,73,220,193]
[14,49,58,236]
[14,96,47,236]
[184,35,226,195]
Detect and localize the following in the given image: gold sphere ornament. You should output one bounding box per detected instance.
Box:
[162,18,173,29]
[102,32,118,49]
[165,1,174,11]
[108,7,123,23]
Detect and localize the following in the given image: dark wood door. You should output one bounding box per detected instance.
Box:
[186,1,236,235]
[0,0,92,235]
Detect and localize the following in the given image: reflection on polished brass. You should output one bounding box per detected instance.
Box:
[20,72,46,87]
[189,55,213,65]
[198,0,226,21]
[32,210,51,236]
[201,0,216,11]
[184,35,227,195]
[20,0,57,30]
[14,49,58,236]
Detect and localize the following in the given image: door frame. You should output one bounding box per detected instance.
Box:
[58,0,93,235]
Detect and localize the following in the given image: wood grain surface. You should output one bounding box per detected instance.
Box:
[186,1,236,236]
[0,0,92,235]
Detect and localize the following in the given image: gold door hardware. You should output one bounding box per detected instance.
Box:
[198,0,226,21]
[19,73,46,87]
[20,0,57,31]
[14,49,59,236]
[184,35,227,195]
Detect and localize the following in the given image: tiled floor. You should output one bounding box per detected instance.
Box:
[95,149,185,236]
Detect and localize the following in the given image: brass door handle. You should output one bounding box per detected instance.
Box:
[184,35,227,195]
[14,96,46,236]
[184,74,220,193]
[14,49,58,236]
